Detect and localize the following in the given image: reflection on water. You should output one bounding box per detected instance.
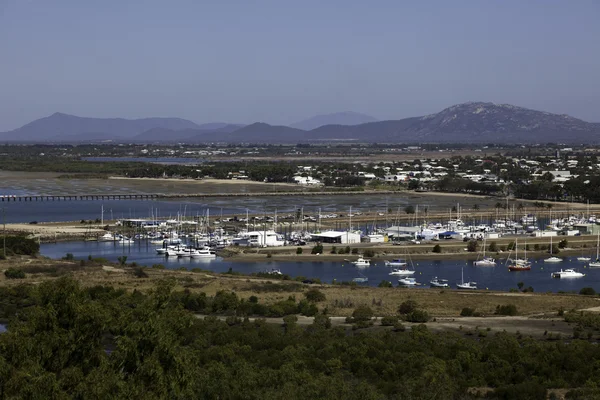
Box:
[40,241,599,293]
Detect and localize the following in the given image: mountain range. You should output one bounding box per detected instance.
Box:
[1,103,599,144]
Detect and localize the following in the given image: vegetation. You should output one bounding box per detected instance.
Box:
[4,267,25,279]
[311,244,323,254]
[432,244,442,253]
[0,278,599,397]
[495,304,518,316]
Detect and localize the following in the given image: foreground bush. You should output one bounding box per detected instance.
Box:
[4,268,25,279]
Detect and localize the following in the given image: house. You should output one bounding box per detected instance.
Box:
[293,176,322,185]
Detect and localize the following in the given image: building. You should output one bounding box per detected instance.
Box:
[232,231,285,247]
[310,231,361,244]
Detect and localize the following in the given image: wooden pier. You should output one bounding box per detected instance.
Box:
[0,190,400,202]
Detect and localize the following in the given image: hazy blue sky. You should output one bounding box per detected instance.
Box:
[1,0,599,130]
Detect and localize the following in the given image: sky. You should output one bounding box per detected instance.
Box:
[0,0,599,130]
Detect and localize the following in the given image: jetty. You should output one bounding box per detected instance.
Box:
[0,190,400,202]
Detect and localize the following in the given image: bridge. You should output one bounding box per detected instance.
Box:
[0,190,400,202]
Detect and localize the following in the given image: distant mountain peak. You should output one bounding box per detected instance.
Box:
[290,111,378,130]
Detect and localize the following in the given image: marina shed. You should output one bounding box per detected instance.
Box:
[310,231,361,244]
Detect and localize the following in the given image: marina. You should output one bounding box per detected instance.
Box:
[40,240,600,293]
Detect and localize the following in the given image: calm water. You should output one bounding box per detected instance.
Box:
[0,195,416,224]
[82,157,203,164]
[40,241,599,293]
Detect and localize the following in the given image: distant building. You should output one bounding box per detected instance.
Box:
[310,231,361,244]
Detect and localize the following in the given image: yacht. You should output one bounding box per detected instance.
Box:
[117,237,134,244]
[429,277,449,288]
[473,237,496,267]
[98,232,116,242]
[190,247,217,259]
[544,256,563,263]
[398,277,418,286]
[507,240,531,271]
[384,259,407,267]
[544,237,563,263]
[577,256,592,262]
[351,258,371,267]
[456,268,477,290]
[389,268,415,276]
[589,232,600,268]
[551,269,585,279]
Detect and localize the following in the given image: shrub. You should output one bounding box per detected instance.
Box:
[344,246,351,254]
[405,309,430,323]
[507,241,516,251]
[398,300,418,315]
[495,304,518,316]
[579,287,596,296]
[266,252,272,258]
[404,205,415,214]
[380,316,399,326]
[467,240,478,252]
[351,248,359,254]
[533,244,540,251]
[4,267,25,279]
[151,264,165,270]
[432,244,442,253]
[117,256,128,266]
[64,253,75,261]
[248,295,258,303]
[296,247,303,255]
[363,249,375,258]
[460,307,475,317]
[393,321,406,331]
[311,244,323,254]
[558,239,568,249]
[330,246,337,254]
[351,305,374,322]
[133,267,148,278]
[304,288,326,302]
[488,241,498,252]
[378,280,393,288]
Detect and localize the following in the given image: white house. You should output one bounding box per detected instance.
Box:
[293,176,322,185]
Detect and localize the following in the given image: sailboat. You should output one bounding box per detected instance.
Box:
[352,271,369,284]
[507,239,531,271]
[456,267,477,290]
[544,236,563,263]
[473,237,496,266]
[589,232,600,267]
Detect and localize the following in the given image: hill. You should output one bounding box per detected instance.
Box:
[290,111,378,130]
[0,113,201,142]
[3,102,599,143]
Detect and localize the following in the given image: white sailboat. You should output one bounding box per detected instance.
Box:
[589,232,600,267]
[544,236,563,263]
[473,237,496,266]
[456,267,477,290]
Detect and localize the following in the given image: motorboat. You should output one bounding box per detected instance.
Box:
[398,277,418,286]
[389,268,415,276]
[429,277,449,288]
[577,256,592,262]
[456,268,477,290]
[551,269,585,279]
[190,247,216,259]
[98,232,116,242]
[117,237,134,244]
[264,268,282,275]
[351,258,371,267]
[384,259,407,267]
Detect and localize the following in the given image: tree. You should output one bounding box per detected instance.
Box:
[472,204,480,210]
[296,247,303,255]
[311,244,323,254]
[398,300,418,315]
[404,205,415,214]
[488,241,498,252]
[432,244,442,253]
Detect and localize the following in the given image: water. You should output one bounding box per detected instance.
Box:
[82,157,203,164]
[0,195,411,224]
[40,241,599,293]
